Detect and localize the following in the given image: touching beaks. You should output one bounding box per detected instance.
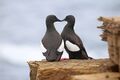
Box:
[59,19,65,22]
[57,19,61,21]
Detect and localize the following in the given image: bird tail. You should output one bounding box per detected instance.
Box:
[82,47,93,59]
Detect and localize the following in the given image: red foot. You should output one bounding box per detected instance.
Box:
[60,58,69,61]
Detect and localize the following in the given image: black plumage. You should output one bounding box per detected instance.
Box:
[41,15,64,61]
[61,15,91,59]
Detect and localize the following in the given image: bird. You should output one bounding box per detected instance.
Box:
[41,15,64,62]
[61,15,92,59]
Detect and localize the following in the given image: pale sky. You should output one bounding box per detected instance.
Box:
[1,0,120,64]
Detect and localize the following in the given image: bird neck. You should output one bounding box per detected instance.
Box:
[64,22,75,32]
[46,22,56,32]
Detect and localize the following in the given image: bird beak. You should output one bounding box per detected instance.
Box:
[60,19,65,22]
[57,19,62,22]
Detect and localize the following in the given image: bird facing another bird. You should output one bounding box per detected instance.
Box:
[41,15,92,62]
[41,15,64,62]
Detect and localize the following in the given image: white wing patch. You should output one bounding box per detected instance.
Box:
[57,40,64,52]
[66,40,80,52]
[40,42,47,53]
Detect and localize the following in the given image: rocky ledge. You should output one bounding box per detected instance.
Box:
[28,59,119,80]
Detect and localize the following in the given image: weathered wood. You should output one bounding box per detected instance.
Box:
[28,61,39,80]
[98,16,120,25]
[98,17,120,71]
[28,59,117,80]
[71,72,120,80]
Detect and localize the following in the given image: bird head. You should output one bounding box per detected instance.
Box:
[62,15,75,23]
[46,15,61,23]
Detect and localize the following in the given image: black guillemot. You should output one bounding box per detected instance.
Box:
[41,15,64,61]
[61,15,92,59]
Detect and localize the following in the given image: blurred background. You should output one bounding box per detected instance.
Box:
[0,0,120,80]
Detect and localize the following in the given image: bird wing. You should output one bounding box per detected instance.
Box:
[65,40,80,52]
[68,33,88,57]
[68,33,83,48]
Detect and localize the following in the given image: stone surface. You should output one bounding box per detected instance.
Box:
[28,59,116,80]
[71,72,120,80]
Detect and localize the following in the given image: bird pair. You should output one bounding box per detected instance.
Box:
[41,15,91,62]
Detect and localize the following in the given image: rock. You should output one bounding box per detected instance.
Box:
[28,59,116,80]
[71,72,120,80]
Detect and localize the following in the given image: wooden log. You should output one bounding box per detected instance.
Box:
[28,59,118,80]
[71,72,120,80]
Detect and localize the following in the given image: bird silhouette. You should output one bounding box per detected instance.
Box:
[41,15,64,61]
[61,15,92,59]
